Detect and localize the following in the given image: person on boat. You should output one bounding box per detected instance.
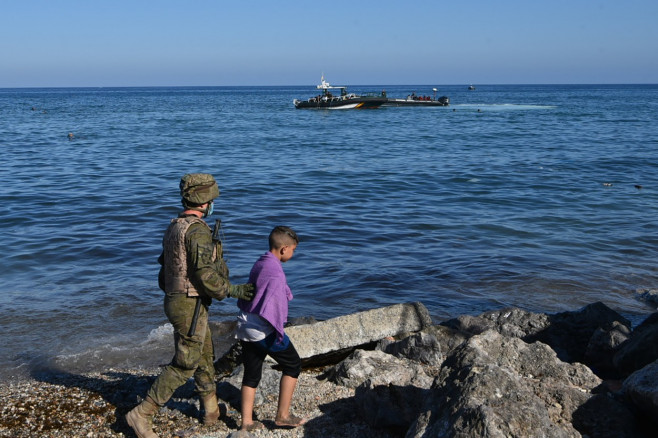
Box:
[125,173,255,438]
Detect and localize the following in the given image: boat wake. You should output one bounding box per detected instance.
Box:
[453,103,556,111]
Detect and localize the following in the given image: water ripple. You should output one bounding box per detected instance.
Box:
[1,85,658,378]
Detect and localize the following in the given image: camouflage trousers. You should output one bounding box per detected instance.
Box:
[147,293,215,406]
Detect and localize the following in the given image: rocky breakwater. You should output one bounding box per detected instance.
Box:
[3,301,658,437]
[217,301,658,437]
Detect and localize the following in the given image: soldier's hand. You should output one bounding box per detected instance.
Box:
[228,283,255,301]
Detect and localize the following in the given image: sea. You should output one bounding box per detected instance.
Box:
[1,84,657,381]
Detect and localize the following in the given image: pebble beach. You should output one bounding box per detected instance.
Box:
[0,365,396,438]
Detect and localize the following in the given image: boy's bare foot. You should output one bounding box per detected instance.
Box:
[274,414,307,428]
[240,420,264,432]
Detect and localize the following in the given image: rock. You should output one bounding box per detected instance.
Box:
[356,380,430,433]
[622,359,658,419]
[227,430,253,438]
[407,330,601,438]
[423,324,471,357]
[572,391,649,438]
[6,301,656,438]
[376,331,442,364]
[528,302,631,366]
[584,320,632,378]
[635,288,658,306]
[288,302,432,363]
[207,301,653,436]
[215,302,432,371]
[214,341,243,376]
[325,349,433,389]
[614,312,658,376]
[440,302,632,376]
[325,349,434,431]
[441,306,550,339]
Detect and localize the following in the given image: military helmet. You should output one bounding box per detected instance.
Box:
[180,173,220,205]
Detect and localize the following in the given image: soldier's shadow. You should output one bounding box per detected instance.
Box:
[30,367,209,436]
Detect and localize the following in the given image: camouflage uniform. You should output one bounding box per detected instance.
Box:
[147,213,230,405]
[127,174,254,437]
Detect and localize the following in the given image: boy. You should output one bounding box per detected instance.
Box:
[236,226,306,431]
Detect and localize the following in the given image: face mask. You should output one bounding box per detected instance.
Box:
[204,202,214,218]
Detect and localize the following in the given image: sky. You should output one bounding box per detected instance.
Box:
[1,0,657,87]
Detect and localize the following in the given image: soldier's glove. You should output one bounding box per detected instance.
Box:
[228,283,255,301]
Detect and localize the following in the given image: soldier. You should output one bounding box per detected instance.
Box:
[126,173,255,438]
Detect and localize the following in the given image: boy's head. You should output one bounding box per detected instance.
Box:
[269,226,298,263]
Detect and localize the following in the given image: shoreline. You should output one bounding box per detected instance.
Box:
[3,300,657,437]
[0,364,386,438]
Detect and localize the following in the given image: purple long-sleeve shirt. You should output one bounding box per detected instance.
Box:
[238,251,292,342]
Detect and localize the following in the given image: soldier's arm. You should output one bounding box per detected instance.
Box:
[186,222,231,300]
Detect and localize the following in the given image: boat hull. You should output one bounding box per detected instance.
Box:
[293,97,387,109]
[382,97,450,107]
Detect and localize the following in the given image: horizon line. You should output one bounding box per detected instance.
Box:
[2,82,657,90]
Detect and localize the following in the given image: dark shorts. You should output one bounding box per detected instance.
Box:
[241,332,301,388]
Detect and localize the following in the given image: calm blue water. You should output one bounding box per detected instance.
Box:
[1,84,657,379]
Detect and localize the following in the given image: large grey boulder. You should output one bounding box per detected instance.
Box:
[584,320,631,378]
[377,331,442,364]
[407,330,601,438]
[528,302,631,365]
[424,324,471,357]
[622,359,658,419]
[356,379,430,433]
[325,349,434,431]
[442,302,632,376]
[571,390,650,438]
[441,307,550,339]
[614,312,658,376]
[326,349,433,389]
[214,301,433,373]
[287,302,432,361]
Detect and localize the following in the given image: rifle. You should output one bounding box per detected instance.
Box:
[187,219,221,337]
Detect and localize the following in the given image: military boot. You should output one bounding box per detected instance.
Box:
[201,392,220,425]
[125,396,159,438]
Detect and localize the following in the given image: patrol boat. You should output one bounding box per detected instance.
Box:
[293,76,387,109]
[382,88,450,107]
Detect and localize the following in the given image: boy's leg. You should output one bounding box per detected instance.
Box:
[275,375,298,421]
[240,341,267,429]
[240,385,257,427]
[268,338,306,427]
